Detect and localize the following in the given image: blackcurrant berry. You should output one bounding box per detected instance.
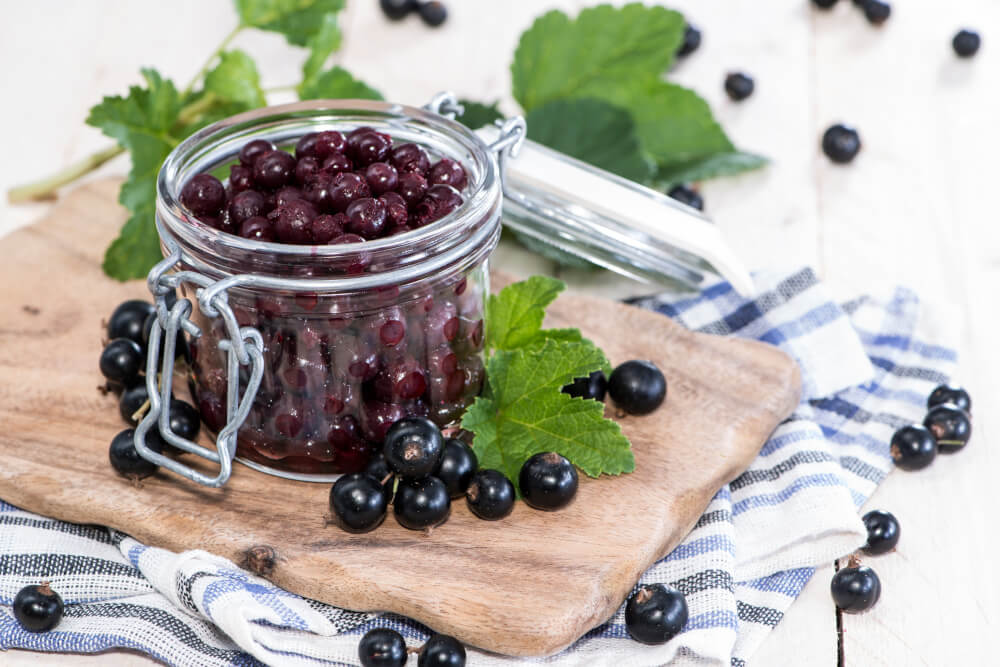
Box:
[100,338,144,387]
[862,509,900,555]
[381,0,417,20]
[822,124,861,164]
[169,399,201,441]
[109,428,162,480]
[861,0,890,26]
[238,139,275,167]
[831,559,881,613]
[812,0,839,9]
[330,473,388,533]
[358,627,408,667]
[119,382,157,425]
[927,384,971,413]
[667,184,704,211]
[394,476,451,530]
[608,360,667,415]
[561,370,608,402]
[142,311,188,364]
[107,300,155,349]
[434,438,478,498]
[253,150,296,189]
[384,417,444,478]
[418,633,466,667]
[364,452,395,499]
[923,404,971,453]
[724,72,755,101]
[518,452,578,511]
[418,1,447,27]
[953,29,981,58]
[676,23,701,58]
[13,583,64,632]
[465,469,515,520]
[179,173,226,218]
[890,424,936,470]
[624,583,688,645]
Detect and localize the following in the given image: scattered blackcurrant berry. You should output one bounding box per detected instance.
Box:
[676,23,701,58]
[13,583,64,633]
[667,184,704,211]
[109,428,162,480]
[169,399,201,441]
[99,338,144,387]
[890,424,936,470]
[418,1,447,27]
[380,0,418,20]
[107,300,155,349]
[519,452,578,511]
[953,29,981,58]
[394,476,451,530]
[624,583,688,645]
[608,360,667,415]
[831,557,881,613]
[724,72,755,101]
[923,403,971,453]
[384,417,444,478]
[811,0,839,10]
[821,124,861,164]
[862,509,900,555]
[927,384,971,414]
[359,627,408,667]
[465,469,515,520]
[861,0,890,26]
[562,370,607,402]
[330,473,389,533]
[434,438,478,498]
[418,633,466,667]
[119,382,157,425]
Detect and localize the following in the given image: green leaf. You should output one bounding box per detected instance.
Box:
[462,340,633,484]
[203,50,266,108]
[455,99,503,130]
[511,3,685,112]
[235,0,343,44]
[526,98,653,182]
[102,208,162,280]
[654,150,769,186]
[301,13,342,85]
[298,66,383,100]
[486,275,565,351]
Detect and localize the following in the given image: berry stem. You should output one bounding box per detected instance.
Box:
[7,144,124,203]
[131,398,151,424]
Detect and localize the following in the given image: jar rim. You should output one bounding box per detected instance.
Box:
[156,99,501,284]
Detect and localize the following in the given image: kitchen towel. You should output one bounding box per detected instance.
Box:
[0,266,957,666]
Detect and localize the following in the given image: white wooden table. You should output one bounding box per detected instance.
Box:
[2,1,998,665]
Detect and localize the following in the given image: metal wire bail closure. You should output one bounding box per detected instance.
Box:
[133,239,265,488]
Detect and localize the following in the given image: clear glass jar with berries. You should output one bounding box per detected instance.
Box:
[153,99,501,480]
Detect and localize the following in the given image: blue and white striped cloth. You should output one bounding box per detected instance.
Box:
[0,267,957,666]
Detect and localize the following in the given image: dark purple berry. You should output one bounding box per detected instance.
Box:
[120,382,154,424]
[238,139,275,167]
[562,370,607,401]
[625,584,688,644]
[313,130,347,159]
[109,428,162,480]
[394,476,450,530]
[359,628,407,667]
[100,338,144,386]
[365,162,399,195]
[180,173,225,217]
[724,72,754,101]
[676,23,701,57]
[330,172,371,211]
[667,184,704,211]
[862,509,900,555]
[380,0,418,20]
[295,132,321,159]
[465,469,514,520]
[345,197,388,239]
[427,158,467,190]
[424,183,463,218]
[519,452,578,511]
[831,559,881,613]
[228,164,254,193]
[272,185,304,208]
[380,192,409,229]
[347,127,392,165]
[822,124,861,163]
[253,150,296,189]
[608,360,667,415]
[321,152,353,177]
[434,438,478,498]
[923,404,971,453]
[295,156,321,185]
[169,399,201,441]
[418,1,448,27]
[953,29,981,58]
[229,190,266,225]
[927,384,971,413]
[330,473,388,533]
[391,143,431,174]
[13,583,64,633]
[418,634,466,667]
[311,213,346,243]
[107,299,155,349]
[383,417,443,478]
[398,171,428,205]
[239,215,273,241]
[270,199,318,244]
[890,424,936,470]
[812,0,838,9]
[861,0,890,26]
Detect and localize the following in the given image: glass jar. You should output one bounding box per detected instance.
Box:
[153,99,501,481]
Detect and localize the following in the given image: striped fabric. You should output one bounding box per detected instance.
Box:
[0,267,956,666]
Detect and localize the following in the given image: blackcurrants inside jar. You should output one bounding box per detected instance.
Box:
[160,101,497,479]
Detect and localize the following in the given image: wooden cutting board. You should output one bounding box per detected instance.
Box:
[0,179,801,657]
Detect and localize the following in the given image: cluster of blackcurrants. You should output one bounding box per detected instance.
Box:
[330,416,580,533]
[99,298,200,481]
[830,383,973,614]
[379,0,448,28]
[359,627,464,667]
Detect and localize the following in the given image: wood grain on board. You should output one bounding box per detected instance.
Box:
[0,180,801,656]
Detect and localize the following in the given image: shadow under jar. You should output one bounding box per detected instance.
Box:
[156,100,501,479]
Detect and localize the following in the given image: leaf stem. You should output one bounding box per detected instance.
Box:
[176,91,220,127]
[183,24,243,96]
[263,84,297,95]
[7,144,124,203]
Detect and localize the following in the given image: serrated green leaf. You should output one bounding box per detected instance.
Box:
[298,66,383,100]
[455,99,503,130]
[526,98,653,182]
[235,0,343,44]
[511,3,684,112]
[204,50,266,108]
[301,13,342,85]
[103,208,162,280]
[486,275,565,351]
[654,150,769,186]
[462,340,633,483]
